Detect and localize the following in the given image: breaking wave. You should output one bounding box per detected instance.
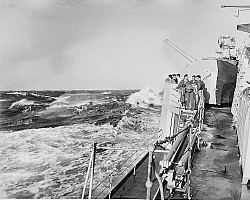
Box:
[126,86,163,108]
[49,94,106,109]
[0,89,162,198]
[6,92,27,96]
[9,99,37,109]
[0,90,135,131]
[29,92,57,100]
[100,91,111,95]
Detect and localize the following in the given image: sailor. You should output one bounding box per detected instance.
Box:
[190,75,198,93]
[165,77,171,83]
[176,74,189,90]
[190,75,196,84]
[172,74,178,84]
[169,74,176,84]
[185,80,196,110]
[190,75,198,109]
[176,74,189,108]
[195,75,206,106]
[165,74,175,84]
[195,75,205,91]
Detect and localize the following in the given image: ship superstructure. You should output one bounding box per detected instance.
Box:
[164,37,238,105]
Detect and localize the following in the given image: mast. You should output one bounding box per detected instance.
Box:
[163,39,197,63]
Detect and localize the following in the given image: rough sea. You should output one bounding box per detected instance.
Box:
[0,89,162,199]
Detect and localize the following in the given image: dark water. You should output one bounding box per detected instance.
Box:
[0,90,136,132]
[0,90,161,199]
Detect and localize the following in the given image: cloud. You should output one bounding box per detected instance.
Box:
[0,17,35,66]
[1,0,248,90]
[0,0,52,11]
[1,57,51,90]
[64,29,174,90]
[0,0,98,73]
[1,0,175,90]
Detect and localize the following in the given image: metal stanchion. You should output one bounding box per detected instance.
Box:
[108,174,112,199]
[88,143,97,199]
[146,145,155,200]
[186,124,193,200]
[82,146,94,199]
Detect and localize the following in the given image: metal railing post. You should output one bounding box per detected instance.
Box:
[146,145,155,200]
[88,143,97,199]
[109,174,112,199]
[82,146,94,199]
[186,123,193,200]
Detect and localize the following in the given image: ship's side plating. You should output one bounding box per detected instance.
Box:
[231,35,250,185]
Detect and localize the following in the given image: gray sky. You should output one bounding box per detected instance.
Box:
[0,0,249,90]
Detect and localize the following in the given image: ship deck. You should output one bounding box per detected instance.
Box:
[191,107,245,200]
[110,107,250,199]
[112,152,162,199]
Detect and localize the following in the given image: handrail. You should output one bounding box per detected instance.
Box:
[88,143,97,199]
[96,148,149,198]
[82,83,205,199]
[97,146,170,153]
[81,146,94,199]
[89,129,162,199]
[146,145,154,200]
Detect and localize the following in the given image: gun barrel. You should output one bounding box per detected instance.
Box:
[163,39,197,63]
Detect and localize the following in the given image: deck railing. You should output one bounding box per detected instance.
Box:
[81,130,162,199]
[81,81,205,199]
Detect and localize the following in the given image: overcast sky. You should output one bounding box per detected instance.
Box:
[0,0,249,90]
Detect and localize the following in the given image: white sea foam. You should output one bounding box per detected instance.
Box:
[48,96,71,108]
[9,99,36,109]
[30,92,57,100]
[0,112,160,199]
[49,94,105,109]
[126,86,163,108]
[100,91,111,95]
[7,92,27,96]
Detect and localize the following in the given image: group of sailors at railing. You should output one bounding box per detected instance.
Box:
[167,73,181,84]
[166,74,206,110]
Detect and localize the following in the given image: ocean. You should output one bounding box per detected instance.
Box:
[0,89,162,199]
